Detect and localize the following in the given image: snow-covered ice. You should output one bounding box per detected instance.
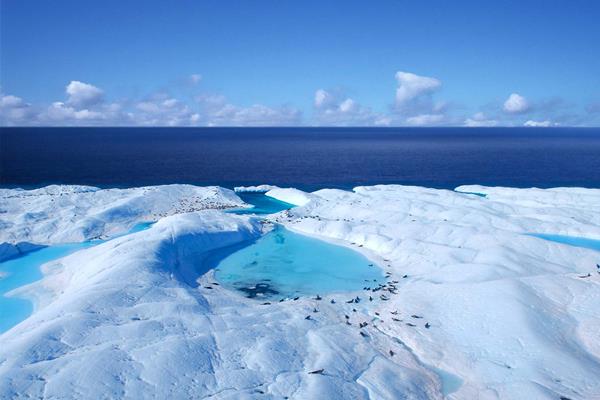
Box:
[235,184,280,193]
[1,184,600,399]
[0,184,245,252]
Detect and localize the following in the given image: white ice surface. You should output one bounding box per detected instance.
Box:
[268,185,600,399]
[1,184,600,399]
[265,188,314,206]
[234,185,280,192]
[0,184,245,246]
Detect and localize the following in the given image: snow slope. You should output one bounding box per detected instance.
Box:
[265,188,314,206]
[268,185,600,399]
[234,184,280,193]
[0,185,245,254]
[0,210,438,399]
[1,184,600,399]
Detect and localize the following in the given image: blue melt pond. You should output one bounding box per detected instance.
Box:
[528,233,600,252]
[228,192,295,215]
[213,225,383,299]
[0,242,96,333]
[0,222,154,334]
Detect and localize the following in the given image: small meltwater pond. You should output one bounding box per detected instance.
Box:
[0,222,154,333]
[213,225,384,299]
[228,192,296,215]
[528,233,600,252]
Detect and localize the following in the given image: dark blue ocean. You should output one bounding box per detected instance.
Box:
[1,127,600,190]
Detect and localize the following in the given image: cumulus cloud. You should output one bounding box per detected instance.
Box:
[503,93,530,114]
[196,94,302,126]
[390,71,453,125]
[66,81,104,108]
[2,73,595,127]
[395,71,441,105]
[313,89,389,126]
[0,94,37,125]
[523,120,558,127]
[134,94,199,126]
[314,89,334,108]
[464,112,499,127]
[405,114,445,126]
[46,102,105,122]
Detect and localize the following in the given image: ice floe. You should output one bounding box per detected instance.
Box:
[1,184,599,399]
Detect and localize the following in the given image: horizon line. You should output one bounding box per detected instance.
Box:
[2,125,599,129]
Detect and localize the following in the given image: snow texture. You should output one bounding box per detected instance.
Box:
[1,184,600,399]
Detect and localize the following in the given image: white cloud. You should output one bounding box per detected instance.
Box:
[464,112,498,127]
[3,73,594,127]
[195,94,301,126]
[314,89,333,108]
[503,93,530,114]
[0,94,37,125]
[391,71,450,124]
[395,71,441,105]
[313,89,386,126]
[523,120,558,127]
[1,95,25,108]
[405,113,445,126]
[66,81,104,108]
[46,102,105,122]
[134,95,198,126]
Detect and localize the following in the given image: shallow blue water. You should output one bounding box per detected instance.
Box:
[528,233,600,252]
[431,366,463,396]
[229,192,295,215]
[0,222,153,333]
[213,225,383,299]
[0,242,97,333]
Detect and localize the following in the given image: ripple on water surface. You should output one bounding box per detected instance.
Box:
[213,226,384,299]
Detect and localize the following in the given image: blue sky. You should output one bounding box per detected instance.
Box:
[1,0,599,126]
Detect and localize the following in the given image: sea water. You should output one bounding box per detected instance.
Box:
[213,225,383,299]
[3,127,600,190]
